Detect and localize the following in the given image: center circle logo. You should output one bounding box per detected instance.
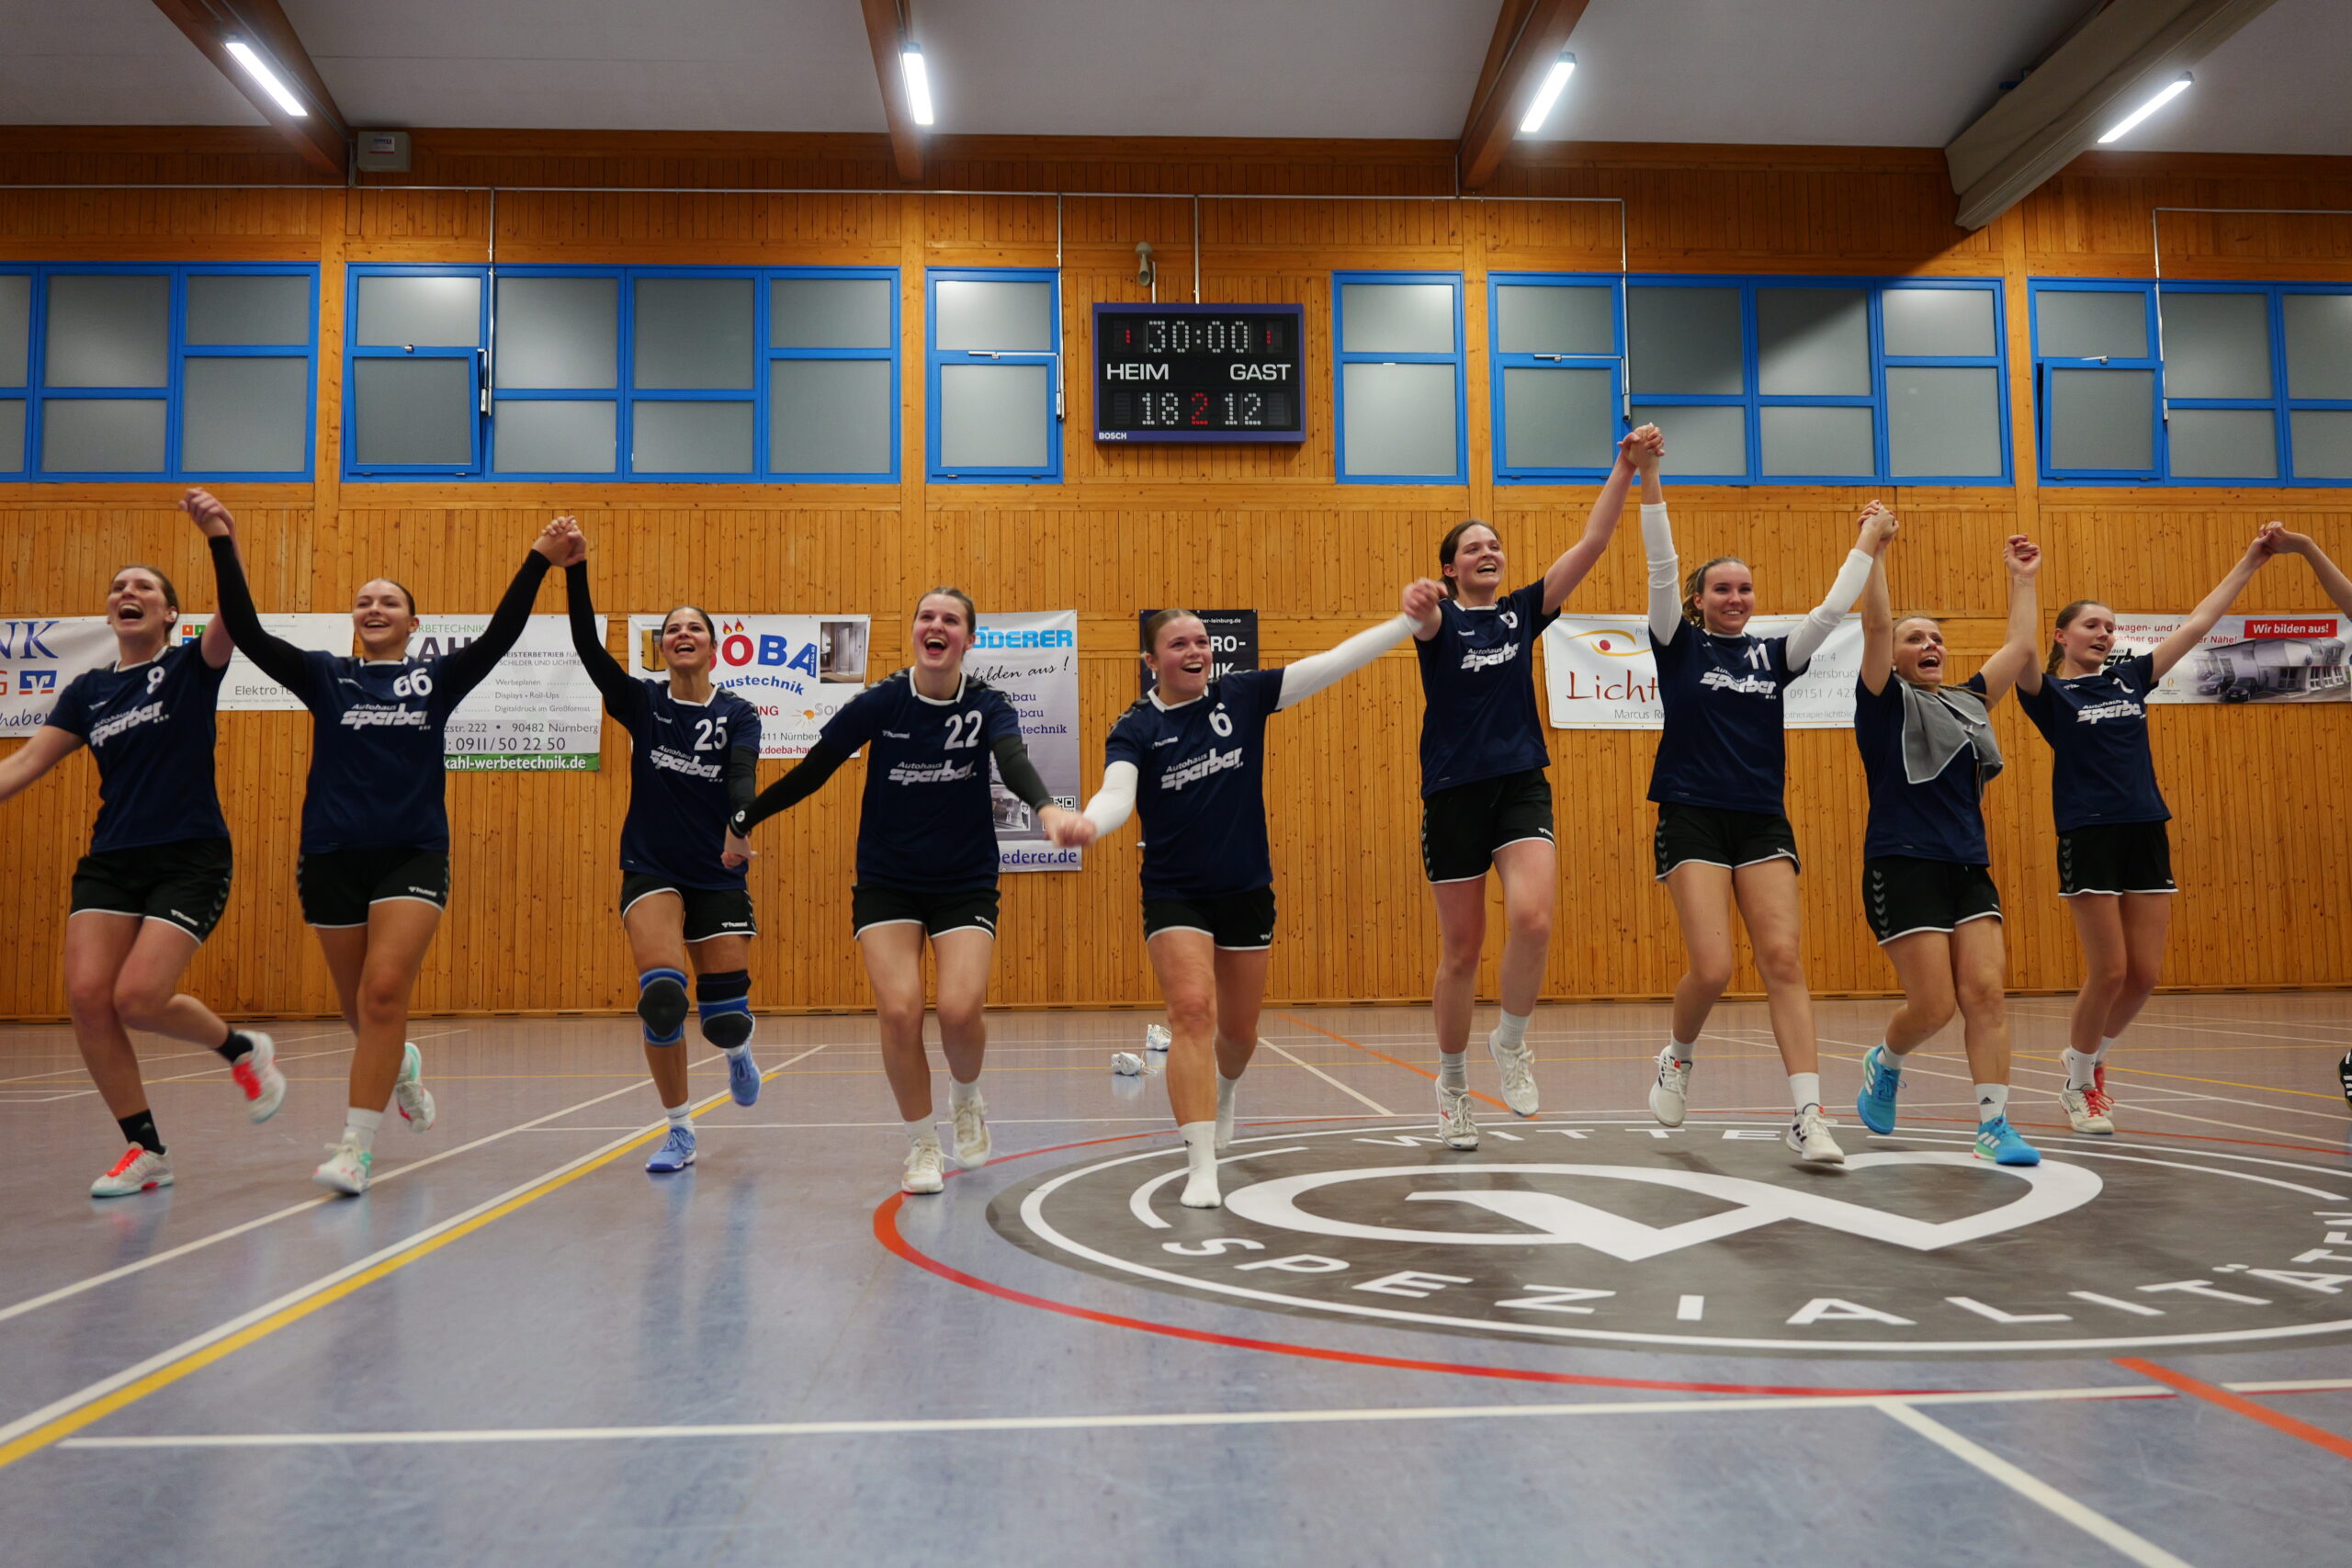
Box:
[984,1121,2352,1357]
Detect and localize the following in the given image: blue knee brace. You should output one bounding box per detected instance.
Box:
[696,969,753,1050]
[637,967,688,1045]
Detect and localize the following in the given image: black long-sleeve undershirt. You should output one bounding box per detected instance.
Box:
[990,731,1053,813]
[206,536,309,691]
[436,554,553,701]
[731,740,849,835]
[563,561,650,728]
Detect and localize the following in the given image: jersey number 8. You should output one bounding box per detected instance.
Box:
[393,670,434,699]
[943,712,985,750]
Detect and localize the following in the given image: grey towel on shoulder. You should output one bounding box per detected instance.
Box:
[1899,680,2002,786]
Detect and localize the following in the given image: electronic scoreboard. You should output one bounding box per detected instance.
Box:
[1092,302,1306,444]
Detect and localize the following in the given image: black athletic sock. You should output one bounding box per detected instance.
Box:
[118,1111,164,1155]
[214,1027,254,1065]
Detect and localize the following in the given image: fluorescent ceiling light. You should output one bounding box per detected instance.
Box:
[2097,73,2191,144]
[1518,51,1577,135]
[900,44,934,127]
[223,39,308,118]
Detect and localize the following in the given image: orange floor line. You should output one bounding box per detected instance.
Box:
[2114,1358,2352,1463]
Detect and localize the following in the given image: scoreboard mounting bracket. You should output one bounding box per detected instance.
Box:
[1092,302,1306,444]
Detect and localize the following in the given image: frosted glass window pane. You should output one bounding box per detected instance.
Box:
[2284,294,2352,399]
[1503,366,1614,468]
[1633,403,1745,474]
[633,400,752,473]
[1341,362,1457,477]
[183,357,308,472]
[634,278,753,390]
[40,399,165,472]
[1757,289,1869,396]
[493,400,615,474]
[772,278,892,349]
[935,280,1053,352]
[1760,406,1873,476]
[353,357,473,467]
[2048,367,2154,471]
[2161,293,2270,399]
[771,359,890,475]
[2040,290,2147,359]
[1339,284,1454,355]
[187,274,309,346]
[939,363,1049,468]
[0,274,33,384]
[496,276,616,389]
[2168,408,2276,479]
[45,275,168,388]
[1628,288,1742,395]
[1883,289,1996,358]
[1496,285,1614,355]
[1887,367,2001,477]
[2290,410,2352,479]
[0,400,24,469]
[356,275,480,348]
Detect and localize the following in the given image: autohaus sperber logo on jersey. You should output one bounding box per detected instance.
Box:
[985,1121,2352,1357]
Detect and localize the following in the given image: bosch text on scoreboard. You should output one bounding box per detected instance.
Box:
[1092,303,1307,444]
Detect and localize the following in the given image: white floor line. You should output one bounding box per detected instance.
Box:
[1875,1400,2198,1568]
[1258,1036,1396,1116]
[1998,1008,2345,1047]
[0,1029,348,1085]
[57,1377,2352,1451]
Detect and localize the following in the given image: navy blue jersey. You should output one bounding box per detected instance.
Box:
[1414,581,1556,797]
[820,671,1020,892]
[1853,674,1993,864]
[43,640,231,853]
[614,682,762,888]
[1105,668,1285,899]
[1649,624,1805,814]
[2015,652,2169,832]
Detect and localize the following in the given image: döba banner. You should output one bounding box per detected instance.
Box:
[1544,615,1867,729]
[967,610,1082,874]
[0,616,116,735]
[2108,613,2350,705]
[625,615,871,758]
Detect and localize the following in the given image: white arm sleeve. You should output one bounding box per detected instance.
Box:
[1080,761,1139,839]
[1643,502,1682,644]
[1276,614,1417,711]
[1784,548,1875,671]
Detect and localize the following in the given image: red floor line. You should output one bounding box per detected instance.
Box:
[2114,1358,2352,1462]
[1278,1011,1513,1113]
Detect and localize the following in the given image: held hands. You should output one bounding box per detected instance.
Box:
[1040,805,1096,850]
[1855,500,1900,555]
[720,829,754,871]
[1625,423,1665,475]
[2003,535,2041,580]
[1401,578,1443,624]
[533,514,581,565]
[2255,520,2308,558]
[180,488,234,539]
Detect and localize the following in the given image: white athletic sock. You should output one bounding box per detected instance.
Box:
[1436,1051,1468,1090]
[665,1103,692,1130]
[1788,1073,1821,1114]
[2093,1034,2119,1060]
[948,1077,980,1109]
[1179,1122,1220,1208]
[1490,1010,1530,1050]
[903,1117,936,1146]
[1668,1035,1698,1065]
[1873,1042,1902,1072]
[2062,1049,2098,1090]
[1975,1084,2009,1125]
[723,1042,751,1061]
[342,1107,383,1153]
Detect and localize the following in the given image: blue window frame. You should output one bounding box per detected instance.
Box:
[344,263,900,481]
[925,267,1060,484]
[4,262,318,481]
[2030,278,2352,485]
[1517,274,2009,486]
[1333,271,1466,484]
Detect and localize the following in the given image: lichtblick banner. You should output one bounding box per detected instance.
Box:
[1544,615,1866,729]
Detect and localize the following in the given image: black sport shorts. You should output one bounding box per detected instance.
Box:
[851,883,1001,941]
[298,845,451,928]
[1421,768,1555,884]
[620,873,758,943]
[1654,802,1801,881]
[1863,856,2003,944]
[69,837,233,942]
[2057,821,2177,898]
[1143,886,1277,951]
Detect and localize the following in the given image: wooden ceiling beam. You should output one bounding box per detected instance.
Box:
[1458,0,1589,191]
[858,0,926,183]
[151,0,349,178]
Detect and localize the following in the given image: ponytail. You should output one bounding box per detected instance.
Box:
[1682,557,1745,627]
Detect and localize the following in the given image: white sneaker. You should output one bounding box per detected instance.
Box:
[91,1145,172,1198]
[392,1041,435,1133]
[902,1137,946,1195]
[950,1089,991,1168]
[230,1031,285,1123]
[2061,1066,2117,1134]
[1435,1079,1480,1150]
[312,1139,372,1196]
[1785,1104,1846,1165]
[1648,1047,1690,1128]
[1215,1075,1238,1153]
[1487,1029,1539,1117]
[1144,1023,1171,1054]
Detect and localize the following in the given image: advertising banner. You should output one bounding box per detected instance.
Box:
[1544,615,1867,729]
[967,610,1082,874]
[626,614,871,758]
[0,616,116,736]
[1137,609,1259,696]
[2107,613,2350,705]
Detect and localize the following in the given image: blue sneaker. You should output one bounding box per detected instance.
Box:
[1856,1044,1902,1135]
[1974,1116,2041,1166]
[726,1047,760,1108]
[645,1124,696,1173]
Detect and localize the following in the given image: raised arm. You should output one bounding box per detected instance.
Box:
[1636,430,1682,644]
[556,521,646,724]
[435,525,563,701]
[1786,502,1896,671]
[2147,531,2273,681]
[0,727,84,807]
[185,489,314,693]
[1079,759,1140,840]
[1976,536,2042,705]
[1859,547,1894,696]
[2263,523,2352,617]
[1279,580,1441,711]
[1541,427,1651,616]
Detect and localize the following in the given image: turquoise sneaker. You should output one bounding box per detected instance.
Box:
[1974,1116,2041,1166]
[1856,1044,1902,1136]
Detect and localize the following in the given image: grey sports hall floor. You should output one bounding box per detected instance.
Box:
[3,993,2348,1567]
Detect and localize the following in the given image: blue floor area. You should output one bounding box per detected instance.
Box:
[2,994,2347,1566]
